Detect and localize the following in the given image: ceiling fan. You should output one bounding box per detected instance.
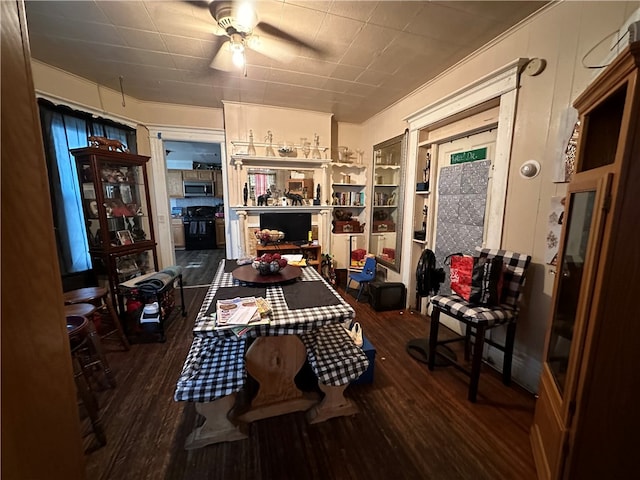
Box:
[193,1,324,72]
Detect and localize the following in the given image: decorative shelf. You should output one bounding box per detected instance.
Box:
[415,190,431,195]
[232,140,329,151]
[230,155,329,169]
[372,205,398,208]
[330,162,366,168]
[412,238,428,245]
[373,164,401,169]
[332,183,367,188]
[231,205,330,213]
[374,183,399,188]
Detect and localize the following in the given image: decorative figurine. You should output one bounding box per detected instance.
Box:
[248,130,256,156]
[423,152,431,183]
[243,182,249,206]
[311,133,322,159]
[265,131,275,157]
[314,183,321,205]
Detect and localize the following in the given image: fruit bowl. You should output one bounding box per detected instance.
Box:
[252,253,288,275]
[255,229,285,245]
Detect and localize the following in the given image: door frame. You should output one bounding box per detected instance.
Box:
[403,58,529,289]
[146,126,227,268]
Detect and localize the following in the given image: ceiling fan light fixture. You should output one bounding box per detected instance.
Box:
[232,47,245,67]
[228,33,246,67]
[211,1,255,35]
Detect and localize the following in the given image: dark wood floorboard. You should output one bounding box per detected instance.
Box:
[174,249,225,287]
[83,273,537,480]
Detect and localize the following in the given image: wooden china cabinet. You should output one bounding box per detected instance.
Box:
[530,43,640,479]
[71,147,159,313]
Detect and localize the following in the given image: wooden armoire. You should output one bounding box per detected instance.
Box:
[530,42,640,479]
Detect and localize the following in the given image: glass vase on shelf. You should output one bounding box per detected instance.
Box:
[248,130,257,156]
[311,133,322,159]
[265,130,275,157]
[301,137,311,159]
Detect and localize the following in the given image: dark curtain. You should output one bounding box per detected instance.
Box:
[38,99,136,276]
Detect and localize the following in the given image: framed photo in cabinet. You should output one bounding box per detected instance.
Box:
[84,199,99,218]
[116,229,134,245]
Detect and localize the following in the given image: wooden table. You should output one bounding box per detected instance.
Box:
[175,260,361,449]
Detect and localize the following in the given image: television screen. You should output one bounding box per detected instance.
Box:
[260,212,312,245]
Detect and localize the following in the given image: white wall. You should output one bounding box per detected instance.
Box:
[31,61,225,269]
[351,1,639,391]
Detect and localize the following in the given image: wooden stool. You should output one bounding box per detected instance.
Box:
[67,315,107,447]
[65,304,116,388]
[64,287,130,351]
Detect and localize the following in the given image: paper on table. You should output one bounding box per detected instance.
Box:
[282,254,303,262]
[216,297,259,326]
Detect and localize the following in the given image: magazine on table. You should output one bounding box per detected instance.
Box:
[193,297,273,334]
[216,297,260,326]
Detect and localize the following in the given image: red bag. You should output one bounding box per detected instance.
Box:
[449,255,474,301]
[447,253,505,305]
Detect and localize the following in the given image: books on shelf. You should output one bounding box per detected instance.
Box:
[193,296,272,337]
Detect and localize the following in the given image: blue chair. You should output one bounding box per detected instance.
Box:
[346,257,376,302]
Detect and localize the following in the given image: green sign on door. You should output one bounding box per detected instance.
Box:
[450,147,487,164]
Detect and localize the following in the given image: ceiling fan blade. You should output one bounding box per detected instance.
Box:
[209,41,236,71]
[254,22,325,57]
[246,34,298,63]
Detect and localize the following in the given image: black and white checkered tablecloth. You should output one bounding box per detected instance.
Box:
[195,260,356,338]
[174,335,246,403]
[175,260,359,403]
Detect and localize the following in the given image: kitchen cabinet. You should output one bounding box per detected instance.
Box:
[182,170,212,181]
[213,169,223,198]
[530,43,640,480]
[172,218,185,249]
[167,170,184,197]
[71,147,158,313]
[215,218,225,248]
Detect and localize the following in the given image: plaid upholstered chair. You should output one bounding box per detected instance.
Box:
[428,248,531,402]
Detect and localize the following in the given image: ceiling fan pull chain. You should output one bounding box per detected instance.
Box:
[119,76,126,107]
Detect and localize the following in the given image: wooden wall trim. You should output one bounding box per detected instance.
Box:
[1,1,85,478]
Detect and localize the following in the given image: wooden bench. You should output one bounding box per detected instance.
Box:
[174,336,248,449]
[299,323,369,424]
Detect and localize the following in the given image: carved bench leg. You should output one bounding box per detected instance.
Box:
[184,394,248,450]
[306,383,358,424]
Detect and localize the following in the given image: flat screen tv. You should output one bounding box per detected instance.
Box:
[260,212,312,245]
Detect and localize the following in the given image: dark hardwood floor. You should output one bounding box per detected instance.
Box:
[174,248,225,287]
[83,272,538,480]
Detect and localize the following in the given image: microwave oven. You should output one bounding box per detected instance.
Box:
[184,181,214,197]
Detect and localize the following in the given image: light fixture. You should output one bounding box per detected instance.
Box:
[519,160,541,179]
[229,33,245,68]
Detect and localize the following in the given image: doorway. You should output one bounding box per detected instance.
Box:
[165,140,225,287]
[147,126,228,272]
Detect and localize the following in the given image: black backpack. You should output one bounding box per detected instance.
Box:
[416,249,445,296]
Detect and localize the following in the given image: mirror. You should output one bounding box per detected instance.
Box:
[247,168,316,206]
[369,131,408,272]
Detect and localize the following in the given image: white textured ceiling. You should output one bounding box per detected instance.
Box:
[25,1,546,124]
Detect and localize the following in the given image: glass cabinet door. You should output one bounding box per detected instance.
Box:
[545,173,611,397]
[370,131,408,271]
[78,160,152,249]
